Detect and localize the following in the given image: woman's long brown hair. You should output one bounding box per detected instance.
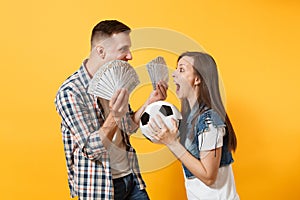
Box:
[178,52,237,152]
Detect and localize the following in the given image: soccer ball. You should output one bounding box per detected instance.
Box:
[140,101,182,142]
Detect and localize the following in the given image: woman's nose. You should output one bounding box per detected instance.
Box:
[172,70,177,77]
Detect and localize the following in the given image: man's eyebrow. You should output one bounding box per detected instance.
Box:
[118,45,130,50]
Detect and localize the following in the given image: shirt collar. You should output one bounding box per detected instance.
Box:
[78,59,91,88]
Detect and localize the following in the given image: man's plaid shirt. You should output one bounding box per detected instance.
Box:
[54,62,146,199]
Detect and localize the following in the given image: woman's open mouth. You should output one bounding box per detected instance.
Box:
[174,82,180,93]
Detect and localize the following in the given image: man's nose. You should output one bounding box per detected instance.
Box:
[125,51,133,61]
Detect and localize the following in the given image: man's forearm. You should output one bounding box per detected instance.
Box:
[99,113,118,147]
[133,98,151,125]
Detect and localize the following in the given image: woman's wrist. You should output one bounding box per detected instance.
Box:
[167,141,187,158]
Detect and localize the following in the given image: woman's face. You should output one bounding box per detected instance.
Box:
[172,56,200,100]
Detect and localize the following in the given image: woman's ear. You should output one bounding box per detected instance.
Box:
[96,46,105,59]
[194,77,201,86]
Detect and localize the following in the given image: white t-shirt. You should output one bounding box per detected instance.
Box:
[108,129,131,179]
[184,125,239,200]
[99,99,131,179]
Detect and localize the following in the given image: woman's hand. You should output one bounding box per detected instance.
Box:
[148,115,179,146]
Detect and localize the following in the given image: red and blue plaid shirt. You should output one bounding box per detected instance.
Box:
[55,61,146,199]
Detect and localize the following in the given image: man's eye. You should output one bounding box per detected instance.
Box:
[120,47,129,52]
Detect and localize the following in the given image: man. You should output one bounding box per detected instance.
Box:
[55,20,167,199]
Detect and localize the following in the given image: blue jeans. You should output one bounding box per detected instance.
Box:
[113,173,150,200]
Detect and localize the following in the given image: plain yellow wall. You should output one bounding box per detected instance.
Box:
[1,0,300,199]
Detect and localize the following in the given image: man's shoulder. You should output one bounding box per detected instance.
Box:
[55,71,86,105]
[58,70,81,92]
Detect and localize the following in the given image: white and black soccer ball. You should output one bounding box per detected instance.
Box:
[140,101,182,142]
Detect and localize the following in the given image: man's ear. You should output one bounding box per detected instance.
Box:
[96,46,105,59]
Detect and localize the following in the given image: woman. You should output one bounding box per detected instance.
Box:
[148,52,239,199]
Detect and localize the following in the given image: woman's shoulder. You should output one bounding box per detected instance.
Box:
[195,109,226,134]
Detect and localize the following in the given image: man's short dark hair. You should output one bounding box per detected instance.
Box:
[91,20,131,46]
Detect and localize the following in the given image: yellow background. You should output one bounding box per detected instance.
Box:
[1,0,300,199]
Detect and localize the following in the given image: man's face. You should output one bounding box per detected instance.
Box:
[102,32,132,62]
